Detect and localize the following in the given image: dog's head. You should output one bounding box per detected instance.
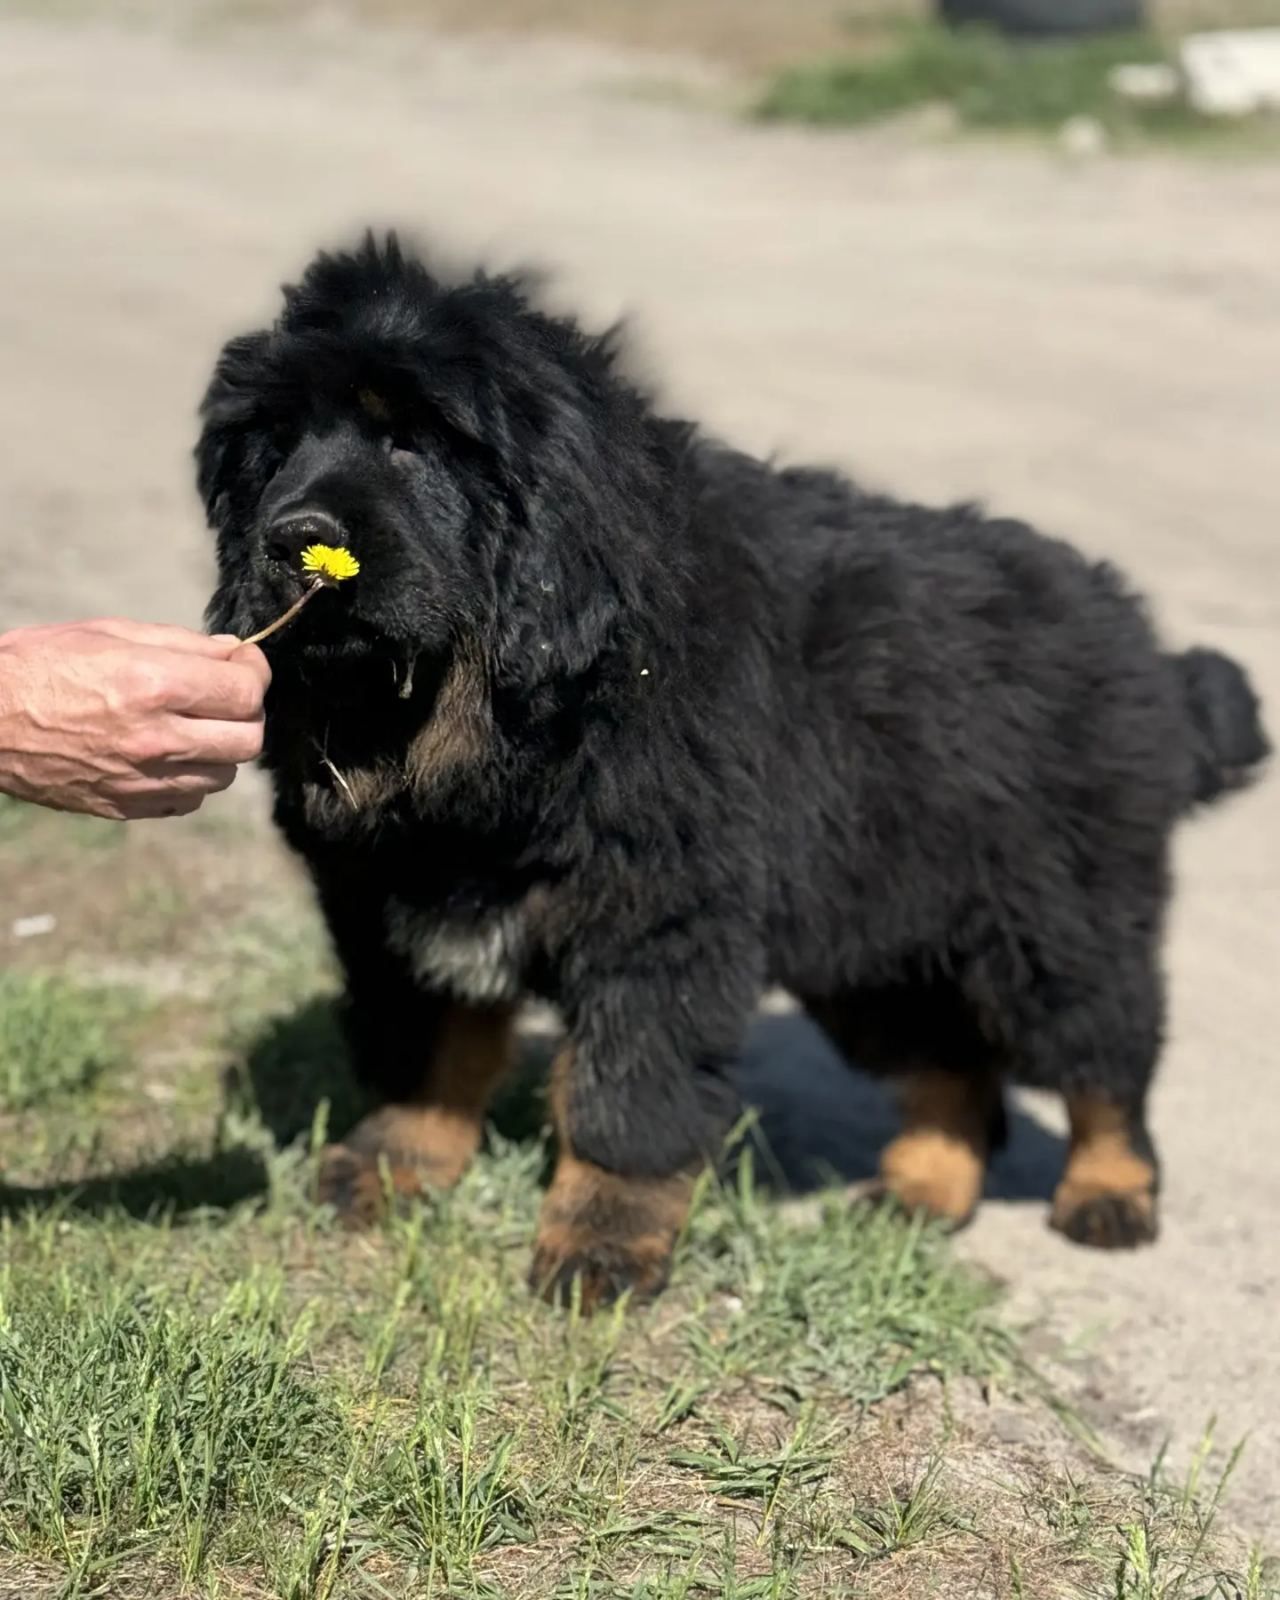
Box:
[197,234,680,691]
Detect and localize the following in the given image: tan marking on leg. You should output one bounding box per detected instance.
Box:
[318,1004,515,1225]
[876,1070,991,1226]
[531,1047,691,1310]
[1051,1095,1157,1248]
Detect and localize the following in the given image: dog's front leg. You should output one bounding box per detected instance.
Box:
[530,963,750,1311]
[318,998,516,1225]
[306,869,517,1224]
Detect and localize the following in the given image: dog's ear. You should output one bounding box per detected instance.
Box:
[487,381,682,692]
[487,392,647,688]
[492,494,627,688]
[479,315,674,689]
[195,330,275,634]
[195,330,273,533]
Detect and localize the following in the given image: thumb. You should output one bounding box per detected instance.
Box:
[228,640,272,687]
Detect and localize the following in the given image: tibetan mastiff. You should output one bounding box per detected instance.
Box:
[197,235,1268,1307]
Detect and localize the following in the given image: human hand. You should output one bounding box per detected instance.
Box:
[0,618,270,821]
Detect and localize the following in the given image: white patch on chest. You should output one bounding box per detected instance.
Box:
[384,899,526,1004]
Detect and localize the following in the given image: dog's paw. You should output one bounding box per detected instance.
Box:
[1050,1185,1158,1249]
[314,1105,482,1226]
[868,1125,987,1230]
[529,1156,688,1313]
[529,1232,672,1312]
[314,1144,395,1228]
[853,1176,980,1233]
[343,1104,478,1187]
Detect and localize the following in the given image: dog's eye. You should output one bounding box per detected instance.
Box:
[268,421,296,460]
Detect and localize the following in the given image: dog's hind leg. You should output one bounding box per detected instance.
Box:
[1050,1093,1159,1248]
[1018,945,1162,1249]
[805,990,1005,1229]
[874,1067,1005,1227]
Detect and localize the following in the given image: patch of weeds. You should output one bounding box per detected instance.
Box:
[361,1399,537,1575]
[0,1136,1268,1599]
[757,23,1273,146]
[822,1455,967,1560]
[1014,1433,1274,1600]
[680,1154,1016,1402]
[0,1267,343,1592]
[0,970,132,1112]
[667,1413,836,1512]
[1112,1430,1273,1600]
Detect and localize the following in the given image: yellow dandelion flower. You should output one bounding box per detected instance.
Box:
[301,543,361,583]
[239,543,360,646]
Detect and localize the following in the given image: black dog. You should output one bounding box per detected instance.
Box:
[198,235,1268,1306]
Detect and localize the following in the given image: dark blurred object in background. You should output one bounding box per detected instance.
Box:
[939,0,1145,38]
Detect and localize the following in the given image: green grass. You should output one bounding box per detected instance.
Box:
[2,1131,1270,1598]
[0,971,131,1112]
[1,812,1273,1599]
[0,1274,340,1590]
[0,1144,1015,1599]
[758,24,1276,146]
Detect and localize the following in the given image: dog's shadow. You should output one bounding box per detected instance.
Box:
[0,1001,1066,1222]
[737,1010,1065,1203]
[226,1000,1065,1203]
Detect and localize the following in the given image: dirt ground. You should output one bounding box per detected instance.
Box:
[0,4,1277,1538]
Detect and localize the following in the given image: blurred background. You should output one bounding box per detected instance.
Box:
[1,0,1278,1539]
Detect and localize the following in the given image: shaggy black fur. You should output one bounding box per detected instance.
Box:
[198,235,1268,1286]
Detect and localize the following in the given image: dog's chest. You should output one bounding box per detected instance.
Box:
[384,898,529,1004]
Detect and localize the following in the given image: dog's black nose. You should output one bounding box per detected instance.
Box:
[265,508,346,565]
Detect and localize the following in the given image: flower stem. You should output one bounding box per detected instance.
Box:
[240,579,325,647]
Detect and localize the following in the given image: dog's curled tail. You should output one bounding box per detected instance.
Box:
[1172,647,1270,809]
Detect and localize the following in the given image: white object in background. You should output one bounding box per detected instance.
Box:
[11,913,57,939]
[1109,62,1181,105]
[1181,30,1280,117]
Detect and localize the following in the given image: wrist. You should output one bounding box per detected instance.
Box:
[0,635,40,800]
[0,635,23,726]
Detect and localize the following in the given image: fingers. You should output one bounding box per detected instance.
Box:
[60,787,211,823]
[147,716,263,767]
[134,650,270,724]
[120,791,209,821]
[87,619,247,658]
[229,641,272,691]
[107,762,240,821]
[135,760,240,796]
